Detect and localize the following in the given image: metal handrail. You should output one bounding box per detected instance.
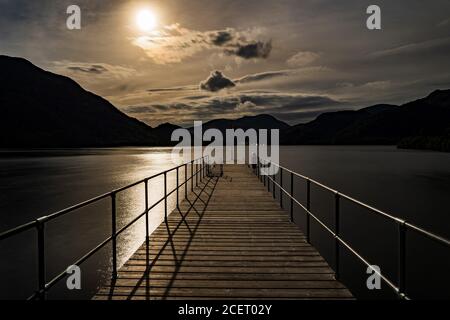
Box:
[254,158,450,300]
[0,156,210,300]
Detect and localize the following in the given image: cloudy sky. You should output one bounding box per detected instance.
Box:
[1,0,450,127]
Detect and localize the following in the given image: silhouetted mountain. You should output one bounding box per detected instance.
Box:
[185,115,289,145]
[281,90,450,151]
[0,55,158,147]
[281,104,396,145]
[152,123,181,145]
[195,114,290,132]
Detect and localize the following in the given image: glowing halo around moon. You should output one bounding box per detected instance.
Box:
[136,8,157,32]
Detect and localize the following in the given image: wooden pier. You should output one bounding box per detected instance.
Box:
[93,165,352,300]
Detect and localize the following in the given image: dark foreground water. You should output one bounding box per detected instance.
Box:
[0,146,449,299]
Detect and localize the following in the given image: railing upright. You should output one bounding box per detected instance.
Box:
[36,218,46,300]
[272,172,276,199]
[145,180,149,249]
[191,161,194,192]
[306,179,311,243]
[201,158,204,181]
[176,167,179,208]
[111,192,117,279]
[185,164,188,199]
[258,159,261,179]
[196,162,199,186]
[398,222,407,298]
[258,159,261,181]
[290,172,294,222]
[164,172,168,222]
[334,193,341,280]
[280,168,283,208]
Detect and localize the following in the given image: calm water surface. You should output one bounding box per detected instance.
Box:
[0,146,449,299]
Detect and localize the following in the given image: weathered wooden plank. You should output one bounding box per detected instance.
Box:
[114,272,337,281]
[96,287,352,298]
[119,265,334,274]
[109,279,347,289]
[129,255,324,262]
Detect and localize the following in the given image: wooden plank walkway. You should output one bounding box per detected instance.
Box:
[93,165,352,300]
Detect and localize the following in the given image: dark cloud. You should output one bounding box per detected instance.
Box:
[67,64,108,74]
[238,94,341,110]
[226,41,272,59]
[147,85,194,93]
[210,31,234,46]
[124,105,159,114]
[185,95,211,100]
[124,103,190,114]
[200,70,236,92]
[210,30,272,60]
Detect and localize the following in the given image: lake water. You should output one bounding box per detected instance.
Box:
[0,146,449,299]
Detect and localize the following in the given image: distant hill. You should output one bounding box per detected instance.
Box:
[281,90,450,151]
[194,114,290,132]
[0,55,158,147]
[186,114,289,145]
[152,123,181,145]
[281,104,398,145]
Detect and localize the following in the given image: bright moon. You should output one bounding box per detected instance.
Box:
[136,9,157,32]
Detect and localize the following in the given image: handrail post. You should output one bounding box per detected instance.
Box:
[111,192,117,279]
[272,172,276,199]
[290,172,294,222]
[258,159,262,181]
[201,158,204,181]
[279,167,283,208]
[184,164,188,199]
[164,172,168,222]
[306,179,311,243]
[191,161,194,192]
[176,167,179,208]
[334,193,340,280]
[398,222,406,298]
[196,162,199,187]
[263,168,266,186]
[36,218,46,300]
[144,180,149,250]
[256,158,259,178]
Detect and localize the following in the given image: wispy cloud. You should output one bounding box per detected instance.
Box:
[236,70,292,83]
[371,37,450,58]
[437,18,450,27]
[52,61,136,79]
[287,51,320,67]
